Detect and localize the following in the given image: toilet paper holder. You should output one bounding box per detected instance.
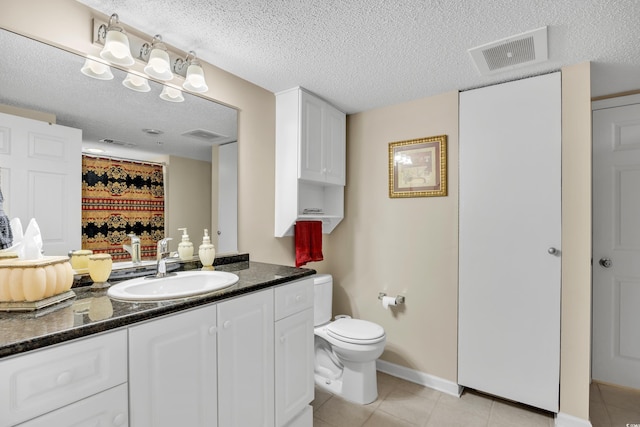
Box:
[378,292,405,305]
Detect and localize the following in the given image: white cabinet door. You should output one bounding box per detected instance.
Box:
[0,112,81,255]
[322,104,346,186]
[218,289,274,427]
[129,305,218,427]
[18,383,128,427]
[275,308,314,427]
[458,72,561,412]
[299,91,346,186]
[299,91,325,183]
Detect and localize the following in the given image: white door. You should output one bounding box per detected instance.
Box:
[218,289,274,427]
[0,112,81,255]
[218,141,238,254]
[275,308,314,427]
[592,95,640,389]
[458,72,562,412]
[129,304,218,427]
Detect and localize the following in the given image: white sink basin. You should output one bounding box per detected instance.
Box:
[107,270,239,302]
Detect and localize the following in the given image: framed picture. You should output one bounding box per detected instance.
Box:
[388,135,447,198]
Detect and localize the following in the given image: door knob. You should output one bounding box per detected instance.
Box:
[599,258,612,268]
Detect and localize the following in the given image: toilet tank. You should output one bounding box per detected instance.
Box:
[313,274,333,326]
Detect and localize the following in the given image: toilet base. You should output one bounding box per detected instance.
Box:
[314,359,378,405]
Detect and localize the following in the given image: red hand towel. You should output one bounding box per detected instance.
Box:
[295,221,323,267]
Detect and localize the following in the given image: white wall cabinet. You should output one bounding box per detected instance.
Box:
[218,289,275,427]
[298,91,346,185]
[275,87,346,236]
[128,304,218,427]
[0,330,127,427]
[274,279,314,427]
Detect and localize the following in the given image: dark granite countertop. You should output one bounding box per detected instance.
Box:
[0,260,316,359]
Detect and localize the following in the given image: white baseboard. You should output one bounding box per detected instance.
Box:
[555,412,592,427]
[376,359,462,397]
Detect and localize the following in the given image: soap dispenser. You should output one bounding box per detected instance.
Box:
[198,229,216,270]
[177,228,194,261]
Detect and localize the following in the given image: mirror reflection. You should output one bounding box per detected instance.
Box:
[0,28,238,259]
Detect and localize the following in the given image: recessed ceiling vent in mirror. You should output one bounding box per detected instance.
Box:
[468,26,548,75]
[99,138,136,147]
[181,129,226,142]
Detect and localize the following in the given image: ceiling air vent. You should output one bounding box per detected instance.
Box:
[99,138,136,147]
[181,129,226,142]
[468,26,548,75]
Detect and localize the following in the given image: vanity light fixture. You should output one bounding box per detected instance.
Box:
[80,58,114,80]
[85,147,106,154]
[174,51,209,93]
[122,72,151,92]
[142,35,173,81]
[98,13,135,67]
[90,14,209,100]
[159,86,185,103]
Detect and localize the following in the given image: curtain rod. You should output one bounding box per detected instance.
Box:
[82,153,166,167]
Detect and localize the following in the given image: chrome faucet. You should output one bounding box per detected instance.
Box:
[154,237,174,278]
[123,234,141,265]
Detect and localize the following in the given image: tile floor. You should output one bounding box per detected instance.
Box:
[590,381,640,427]
[312,372,640,427]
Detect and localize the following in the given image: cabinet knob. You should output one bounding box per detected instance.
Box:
[223,320,232,329]
[113,413,126,426]
[280,336,286,343]
[295,294,302,302]
[56,371,72,386]
[208,326,217,335]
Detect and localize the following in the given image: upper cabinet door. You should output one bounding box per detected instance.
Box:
[323,105,346,186]
[299,92,325,183]
[299,91,346,185]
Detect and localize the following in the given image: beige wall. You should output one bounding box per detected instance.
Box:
[165,156,212,249]
[322,91,460,381]
[560,62,592,420]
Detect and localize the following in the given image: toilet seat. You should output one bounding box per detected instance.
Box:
[326,318,385,345]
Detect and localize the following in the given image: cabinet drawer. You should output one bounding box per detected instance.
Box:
[0,330,127,427]
[17,383,128,427]
[275,278,313,321]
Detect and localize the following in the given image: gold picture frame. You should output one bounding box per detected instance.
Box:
[388,135,447,198]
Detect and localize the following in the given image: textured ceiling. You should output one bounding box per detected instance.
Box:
[77,0,640,114]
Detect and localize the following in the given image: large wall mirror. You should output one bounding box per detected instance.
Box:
[0,28,238,259]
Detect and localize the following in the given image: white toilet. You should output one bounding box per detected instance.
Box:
[313,274,386,404]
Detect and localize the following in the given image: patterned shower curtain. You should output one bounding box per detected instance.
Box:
[81,156,165,261]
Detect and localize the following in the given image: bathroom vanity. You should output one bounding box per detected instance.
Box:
[0,258,315,427]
